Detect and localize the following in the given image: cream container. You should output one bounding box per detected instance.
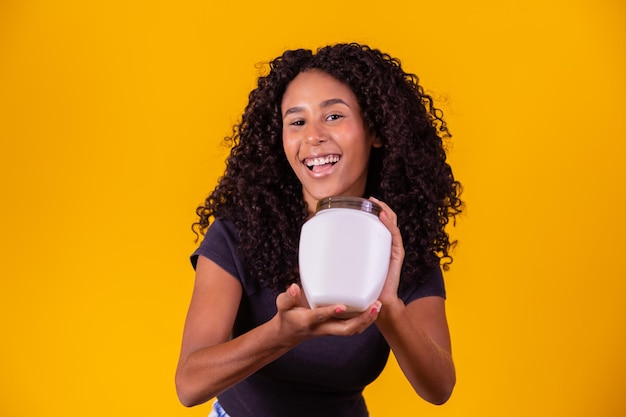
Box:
[298,196,392,313]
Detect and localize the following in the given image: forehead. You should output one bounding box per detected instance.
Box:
[281,70,357,108]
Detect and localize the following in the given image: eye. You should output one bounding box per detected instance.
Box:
[284,117,305,127]
[326,113,343,121]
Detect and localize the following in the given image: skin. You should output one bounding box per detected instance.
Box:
[175,70,455,408]
[281,70,381,213]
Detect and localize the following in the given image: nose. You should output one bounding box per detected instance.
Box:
[304,121,328,145]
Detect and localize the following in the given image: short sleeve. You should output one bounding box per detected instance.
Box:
[190,219,243,281]
[400,266,446,305]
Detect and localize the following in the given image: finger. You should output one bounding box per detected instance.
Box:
[312,304,350,323]
[355,301,382,322]
[369,197,397,226]
[325,303,382,335]
[369,301,383,317]
[276,283,299,311]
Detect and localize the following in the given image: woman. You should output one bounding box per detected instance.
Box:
[176,43,463,417]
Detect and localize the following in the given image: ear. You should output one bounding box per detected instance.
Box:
[370,134,383,149]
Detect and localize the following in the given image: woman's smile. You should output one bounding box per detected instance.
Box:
[304,154,341,171]
[303,154,341,176]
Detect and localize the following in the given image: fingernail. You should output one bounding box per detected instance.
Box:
[335,306,346,313]
[289,284,296,297]
[370,302,382,316]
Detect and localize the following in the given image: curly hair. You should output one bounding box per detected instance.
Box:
[193,43,463,293]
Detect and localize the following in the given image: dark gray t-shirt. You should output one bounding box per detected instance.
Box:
[191,218,446,417]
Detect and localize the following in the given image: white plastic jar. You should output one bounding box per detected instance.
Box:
[298,196,392,313]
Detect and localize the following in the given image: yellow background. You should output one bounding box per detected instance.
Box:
[1,0,624,416]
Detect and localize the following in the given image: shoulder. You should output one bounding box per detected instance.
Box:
[190,218,241,275]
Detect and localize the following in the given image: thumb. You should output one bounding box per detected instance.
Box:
[276,283,300,311]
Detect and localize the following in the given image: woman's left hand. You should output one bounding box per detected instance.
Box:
[369,197,405,307]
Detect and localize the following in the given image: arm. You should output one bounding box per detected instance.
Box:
[376,297,455,405]
[175,255,381,407]
[371,198,456,405]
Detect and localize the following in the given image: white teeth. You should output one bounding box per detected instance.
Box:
[305,155,340,167]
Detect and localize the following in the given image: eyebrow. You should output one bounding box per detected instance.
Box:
[283,98,351,118]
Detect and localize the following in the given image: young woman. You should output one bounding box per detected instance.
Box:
[176,43,463,417]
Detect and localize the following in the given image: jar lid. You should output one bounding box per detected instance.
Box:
[316,196,382,216]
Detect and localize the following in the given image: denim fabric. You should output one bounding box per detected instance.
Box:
[208,400,230,417]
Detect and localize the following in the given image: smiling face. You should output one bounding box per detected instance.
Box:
[281,70,381,214]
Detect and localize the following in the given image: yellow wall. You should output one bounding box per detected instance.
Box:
[1,1,624,416]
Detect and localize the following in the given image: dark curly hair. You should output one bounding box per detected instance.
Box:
[193,43,463,293]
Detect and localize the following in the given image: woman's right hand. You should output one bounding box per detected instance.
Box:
[273,283,381,345]
[176,257,381,407]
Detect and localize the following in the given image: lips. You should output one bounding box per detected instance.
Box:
[303,154,341,171]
